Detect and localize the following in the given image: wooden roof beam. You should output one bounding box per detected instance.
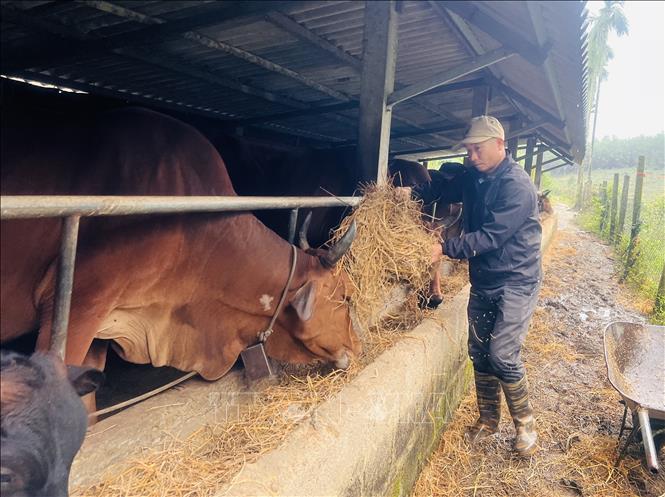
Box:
[388,48,516,107]
[429,3,530,122]
[234,79,486,126]
[542,160,574,174]
[505,118,550,140]
[437,1,551,67]
[486,74,565,129]
[265,11,363,72]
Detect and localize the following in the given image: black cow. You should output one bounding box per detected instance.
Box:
[1,350,104,497]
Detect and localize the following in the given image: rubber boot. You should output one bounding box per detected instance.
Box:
[466,371,501,444]
[501,376,538,457]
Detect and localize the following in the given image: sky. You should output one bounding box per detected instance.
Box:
[586,1,664,139]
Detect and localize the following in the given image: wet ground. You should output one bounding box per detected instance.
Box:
[413,205,665,497]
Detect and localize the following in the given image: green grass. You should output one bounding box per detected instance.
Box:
[545,168,665,324]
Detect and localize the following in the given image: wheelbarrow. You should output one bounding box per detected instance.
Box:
[603,321,665,473]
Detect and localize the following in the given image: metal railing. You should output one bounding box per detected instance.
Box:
[1,194,362,358]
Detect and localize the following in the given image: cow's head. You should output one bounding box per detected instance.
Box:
[0,351,104,497]
[537,190,553,214]
[266,214,361,369]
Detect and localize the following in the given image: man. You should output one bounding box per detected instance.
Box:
[400,115,542,457]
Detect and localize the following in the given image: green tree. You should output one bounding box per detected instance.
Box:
[576,1,629,207]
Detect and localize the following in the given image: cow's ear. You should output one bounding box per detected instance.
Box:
[291,281,317,322]
[67,366,105,397]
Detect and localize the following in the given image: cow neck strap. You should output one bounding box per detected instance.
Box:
[258,244,298,343]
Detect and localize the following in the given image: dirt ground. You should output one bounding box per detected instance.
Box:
[413,205,665,497]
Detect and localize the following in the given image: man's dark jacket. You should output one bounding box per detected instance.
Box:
[413,155,542,289]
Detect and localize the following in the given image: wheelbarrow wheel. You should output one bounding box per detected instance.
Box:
[632,416,665,450]
[652,419,665,453]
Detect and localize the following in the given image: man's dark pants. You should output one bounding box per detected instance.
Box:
[467,282,540,383]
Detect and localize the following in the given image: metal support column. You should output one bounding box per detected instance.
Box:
[507,117,520,159]
[50,215,81,359]
[357,0,398,184]
[534,145,544,188]
[471,86,489,117]
[523,137,536,177]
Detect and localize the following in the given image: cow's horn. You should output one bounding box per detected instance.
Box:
[322,220,356,267]
[298,211,312,251]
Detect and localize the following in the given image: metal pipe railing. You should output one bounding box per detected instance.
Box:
[0,195,361,219]
[1,194,362,359]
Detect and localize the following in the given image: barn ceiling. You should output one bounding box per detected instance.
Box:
[0,1,588,162]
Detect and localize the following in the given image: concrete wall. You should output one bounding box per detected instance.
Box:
[215,288,472,497]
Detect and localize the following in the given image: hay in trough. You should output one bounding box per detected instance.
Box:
[74,367,350,497]
[73,331,405,497]
[329,182,441,334]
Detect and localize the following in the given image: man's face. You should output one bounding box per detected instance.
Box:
[465,138,506,173]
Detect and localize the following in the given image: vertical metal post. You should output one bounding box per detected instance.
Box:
[287,208,299,244]
[50,215,81,359]
[609,173,619,243]
[357,0,398,185]
[534,144,544,189]
[507,117,521,158]
[617,174,630,242]
[471,86,489,117]
[523,136,536,176]
[622,157,645,282]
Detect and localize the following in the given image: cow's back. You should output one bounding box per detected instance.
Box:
[1,107,236,342]
[206,134,357,247]
[389,159,431,187]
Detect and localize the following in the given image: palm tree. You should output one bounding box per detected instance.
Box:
[576,1,629,207]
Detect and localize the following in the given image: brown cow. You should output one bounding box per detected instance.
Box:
[537,189,553,218]
[389,160,464,308]
[1,350,103,497]
[1,108,361,394]
[198,140,462,308]
[202,132,357,248]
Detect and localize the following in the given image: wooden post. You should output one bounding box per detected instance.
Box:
[357,0,398,185]
[622,156,646,282]
[523,136,536,176]
[654,263,665,319]
[507,117,521,159]
[534,144,544,188]
[608,173,619,243]
[599,180,608,233]
[471,86,489,117]
[616,174,630,244]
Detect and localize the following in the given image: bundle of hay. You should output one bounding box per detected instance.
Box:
[330,182,440,335]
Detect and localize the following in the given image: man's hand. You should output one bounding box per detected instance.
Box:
[431,242,443,264]
[395,186,412,201]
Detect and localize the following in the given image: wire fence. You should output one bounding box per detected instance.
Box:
[579,157,665,323]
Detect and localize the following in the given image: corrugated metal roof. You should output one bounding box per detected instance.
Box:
[0,0,587,160]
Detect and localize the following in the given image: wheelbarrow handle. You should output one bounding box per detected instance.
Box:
[637,407,660,474]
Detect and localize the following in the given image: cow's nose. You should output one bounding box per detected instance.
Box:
[334,351,350,370]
